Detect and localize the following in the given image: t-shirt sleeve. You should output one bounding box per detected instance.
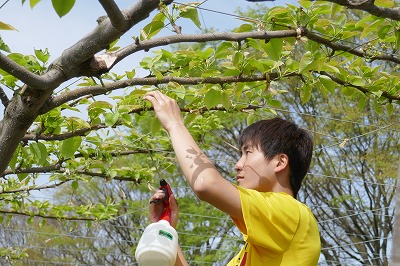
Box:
[236,186,300,254]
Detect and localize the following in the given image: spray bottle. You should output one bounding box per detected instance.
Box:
[135,179,178,266]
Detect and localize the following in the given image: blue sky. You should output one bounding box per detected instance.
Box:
[0,0,289,113]
[0,0,286,63]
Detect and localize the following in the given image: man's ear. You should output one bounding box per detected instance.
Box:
[275,153,289,173]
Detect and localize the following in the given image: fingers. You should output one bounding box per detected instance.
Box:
[169,194,179,229]
[169,194,178,211]
[149,189,166,204]
[144,90,172,105]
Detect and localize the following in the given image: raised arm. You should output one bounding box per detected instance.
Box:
[144,91,242,220]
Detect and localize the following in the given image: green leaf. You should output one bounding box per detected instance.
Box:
[66,116,91,129]
[180,6,201,29]
[378,25,392,39]
[34,48,50,63]
[140,21,164,41]
[29,0,41,8]
[234,24,253,33]
[0,37,11,52]
[299,52,313,74]
[0,21,17,31]
[51,0,76,18]
[168,82,185,99]
[9,145,20,171]
[18,173,28,181]
[221,91,231,110]
[265,38,283,61]
[88,101,113,110]
[105,112,120,127]
[300,84,312,104]
[348,76,365,86]
[60,136,82,159]
[151,117,161,134]
[319,75,336,94]
[125,70,136,79]
[71,180,79,191]
[204,89,221,109]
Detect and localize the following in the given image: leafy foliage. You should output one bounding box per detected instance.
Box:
[0,0,399,264]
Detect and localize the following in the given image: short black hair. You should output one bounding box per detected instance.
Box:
[238,117,313,198]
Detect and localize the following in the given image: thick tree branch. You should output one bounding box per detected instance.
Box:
[0,52,56,89]
[98,0,129,31]
[320,0,400,21]
[302,27,400,64]
[0,0,174,175]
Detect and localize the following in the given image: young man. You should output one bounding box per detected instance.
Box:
[145,90,321,265]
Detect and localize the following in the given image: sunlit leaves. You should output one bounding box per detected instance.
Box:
[51,0,76,18]
[60,136,82,159]
[0,21,17,31]
[29,142,48,165]
[0,37,11,52]
[179,4,201,29]
[204,88,222,109]
[264,38,283,61]
[140,12,166,40]
[34,48,50,63]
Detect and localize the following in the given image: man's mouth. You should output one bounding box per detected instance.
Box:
[237,176,244,181]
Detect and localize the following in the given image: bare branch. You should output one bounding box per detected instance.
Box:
[98,0,128,31]
[319,0,400,21]
[0,85,9,108]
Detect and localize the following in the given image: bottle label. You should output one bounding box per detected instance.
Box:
[159,230,173,241]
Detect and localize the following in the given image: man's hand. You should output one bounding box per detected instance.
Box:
[149,190,179,228]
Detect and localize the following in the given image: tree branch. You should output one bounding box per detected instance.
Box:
[0,0,173,176]
[0,209,98,221]
[318,71,400,102]
[0,85,9,108]
[302,27,400,64]
[1,180,69,194]
[98,0,129,31]
[320,0,400,21]
[22,124,108,141]
[42,73,286,112]
[0,52,53,89]
[111,30,301,68]
[0,149,166,177]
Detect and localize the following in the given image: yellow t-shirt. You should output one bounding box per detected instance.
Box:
[227,187,321,266]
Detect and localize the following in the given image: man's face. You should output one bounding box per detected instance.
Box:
[234,143,277,192]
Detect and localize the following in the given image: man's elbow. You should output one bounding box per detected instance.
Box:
[192,175,216,201]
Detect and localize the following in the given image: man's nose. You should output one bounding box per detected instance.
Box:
[235,157,244,172]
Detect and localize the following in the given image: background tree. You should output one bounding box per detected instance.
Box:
[0,0,399,265]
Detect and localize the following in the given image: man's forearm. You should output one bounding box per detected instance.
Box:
[175,244,188,266]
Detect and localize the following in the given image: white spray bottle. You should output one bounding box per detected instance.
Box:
[135,179,178,266]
